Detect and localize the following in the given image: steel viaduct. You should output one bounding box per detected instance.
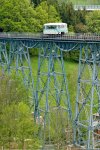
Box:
[0,33,100,150]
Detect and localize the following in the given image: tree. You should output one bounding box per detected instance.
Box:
[86,11,100,33]
[58,2,75,26]
[75,9,87,25]
[0,104,18,149]
[32,0,47,7]
[75,23,88,33]
[35,1,61,31]
[46,0,59,9]
[32,0,59,8]
[0,0,39,32]
[16,102,40,149]
[31,0,41,7]
[0,75,40,149]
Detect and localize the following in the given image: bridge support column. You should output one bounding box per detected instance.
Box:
[7,41,35,105]
[8,41,34,87]
[35,42,72,148]
[0,42,9,75]
[74,43,100,149]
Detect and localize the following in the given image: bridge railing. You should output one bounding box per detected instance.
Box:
[0,32,41,38]
[0,32,100,41]
[74,5,100,10]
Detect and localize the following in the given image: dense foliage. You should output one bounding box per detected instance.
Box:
[0,75,40,149]
[86,11,100,33]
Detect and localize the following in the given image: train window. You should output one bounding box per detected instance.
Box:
[58,25,64,28]
[60,25,65,28]
[46,25,57,29]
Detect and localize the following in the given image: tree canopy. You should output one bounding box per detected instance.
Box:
[86,11,100,33]
[0,0,37,32]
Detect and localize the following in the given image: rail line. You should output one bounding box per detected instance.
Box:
[0,33,100,42]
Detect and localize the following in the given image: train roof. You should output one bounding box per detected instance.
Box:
[44,23,67,26]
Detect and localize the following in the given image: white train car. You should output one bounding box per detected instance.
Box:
[43,23,68,35]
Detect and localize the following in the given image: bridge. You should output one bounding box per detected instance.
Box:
[74,5,100,10]
[0,33,100,150]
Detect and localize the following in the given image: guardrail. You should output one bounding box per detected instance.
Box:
[0,33,100,41]
[74,5,100,10]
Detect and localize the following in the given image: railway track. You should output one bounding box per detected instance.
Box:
[0,33,100,41]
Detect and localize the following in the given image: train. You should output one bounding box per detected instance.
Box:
[43,23,68,36]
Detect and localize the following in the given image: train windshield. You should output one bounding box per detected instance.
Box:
[46,25,57,29]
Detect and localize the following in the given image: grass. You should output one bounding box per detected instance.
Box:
[58,0,100,5]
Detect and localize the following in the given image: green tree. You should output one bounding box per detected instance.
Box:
[75,9,87,25]
[0,104,18,149]
[0,75,40,149]
[32,0,49,7]
[35,1,61,31]
[46,0,59,9]
[86,11,100,33]
[0,0,38,32]
[75,23,88,33]
[31,0,42,7]
[16,102,40,149]
[32,0,59,8]
[59,2,75,26]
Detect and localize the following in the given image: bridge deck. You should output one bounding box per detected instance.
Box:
[0,33,100,43]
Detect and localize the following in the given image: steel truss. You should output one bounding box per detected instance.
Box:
[74,43,100,149]
[35,42,72,148]
[0,41,34,104]
[0,42,9,74]
[9,41,34,87]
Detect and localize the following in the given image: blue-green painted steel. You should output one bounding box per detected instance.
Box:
[0,41,9,74]
[9,41,34,87]
[0,40,35,105]
[35,42,72,147]
[74,43,100,149]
